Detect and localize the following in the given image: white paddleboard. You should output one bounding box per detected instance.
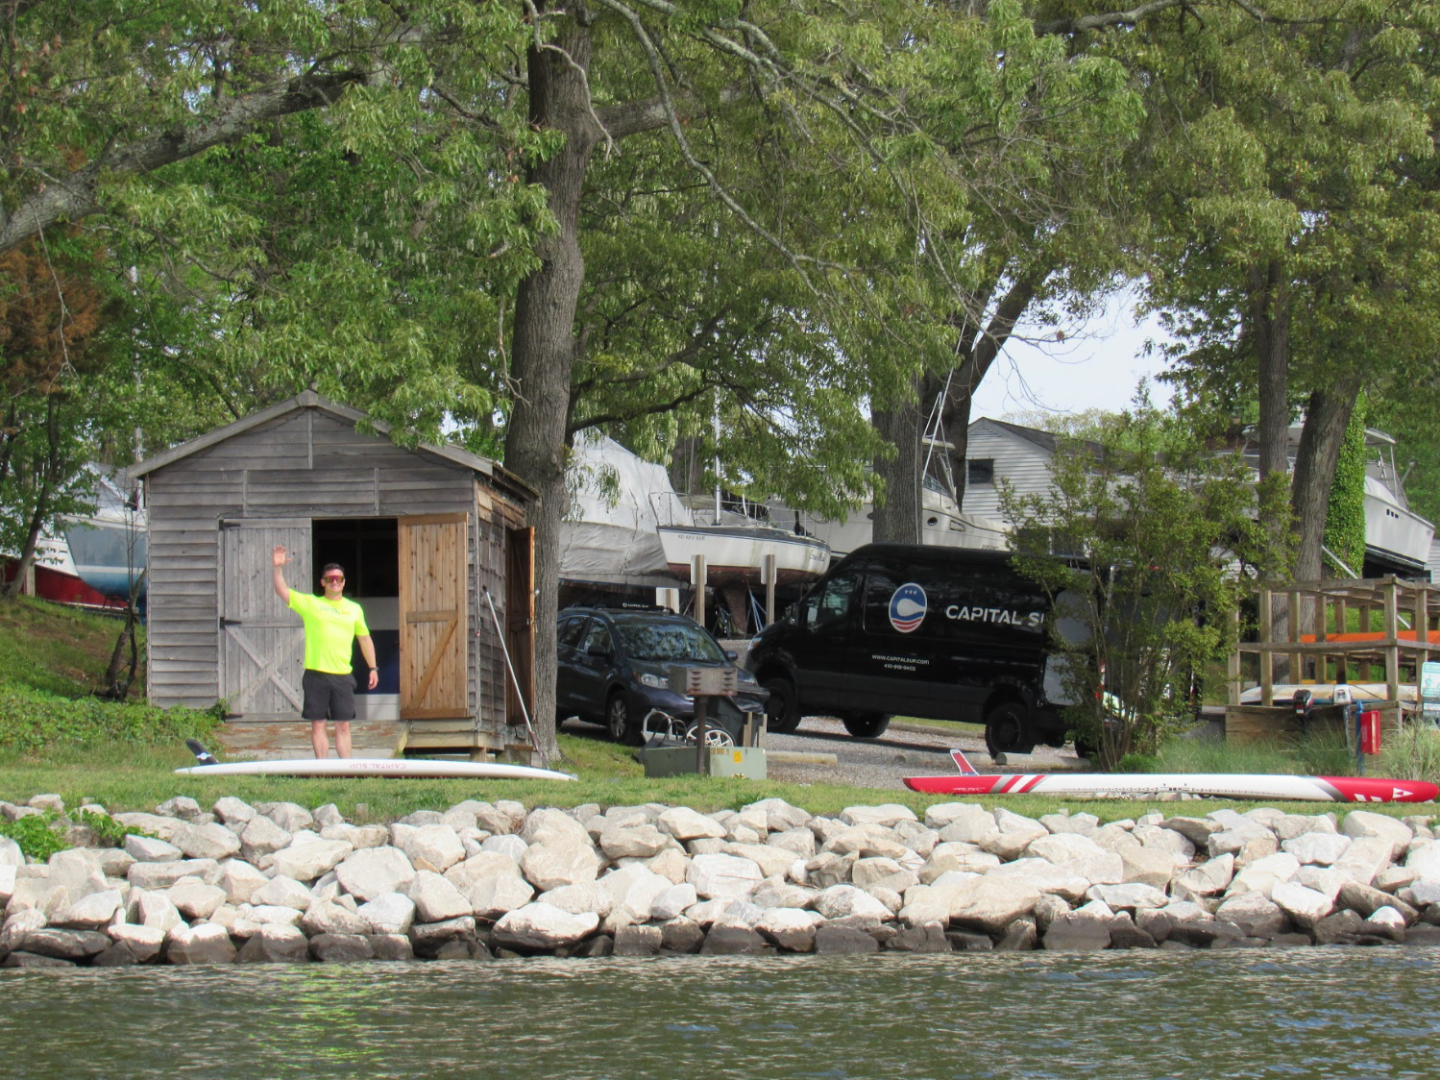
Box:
[174,757,577,781]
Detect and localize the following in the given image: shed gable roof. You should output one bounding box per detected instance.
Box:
[131,390,536,499]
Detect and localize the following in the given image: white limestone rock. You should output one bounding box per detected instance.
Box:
[465,872,536,922]
[1085,883,1169,912]
[251,875,314,911]
[538,881,615,919]
[1271,881,1334,929]
[0,863,15,907]
[335,846,416,903]
[754,907,824,951]
[262,802,313,833]
[651,883,700,922]
[599,822,669,860]
[166,923,235,965]
[301,901,370,937]
[813,884,891,923]
[1215,891,1289,937]
[113,812,186,842]
[1405,839,1440,881]
[403,871,472,923]
[600,865,672,930]
[948,875,1044,935]
[217,859,269,906]
[851,857,920,894]
[54,889,123,930]
[397,825,466,874]
[172,822,243,861]
[211,797,256,827]
[1340,810,1413,862]
[520,836,603,892]
[658,807,728,842]
[723,842,799,880]
[271,839,353,883]
[1331,836,1394,887]
[687,853,764,902]
[240,816,293,862]
[320,823,389,850]
[106,923,165,962]
[1281,832,1352,867]
[1172,854,1235,899]
[988,858,1090,904]
[1272,812,1338,841]
[766,827,817,860]
[165,882,228,921]
[520,807,593,847]
[481,834,529,861]
[130,890,183,933]
[744,798,811,834]
[245,904,305,928]
[445,850,525,892]
[841,804,918,828]
[491,902,600,951]
[359,892,417,935]
[1025,834,1125,886]
[123,835,182,864]
[0,910,48,953]
[1228,852,1301,899]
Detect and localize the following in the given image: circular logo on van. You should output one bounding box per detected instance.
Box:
[889,583,927,633]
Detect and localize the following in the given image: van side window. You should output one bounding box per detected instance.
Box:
[805,573,859,631]
[558,615,588,648]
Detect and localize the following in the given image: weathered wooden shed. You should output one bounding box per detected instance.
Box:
[131,391,539,759]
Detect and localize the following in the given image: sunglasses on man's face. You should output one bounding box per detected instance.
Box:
[322,575,344,584]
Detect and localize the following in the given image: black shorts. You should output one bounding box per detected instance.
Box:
[301,670,357,722]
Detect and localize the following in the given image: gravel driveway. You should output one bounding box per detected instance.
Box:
[760,716,1087,793]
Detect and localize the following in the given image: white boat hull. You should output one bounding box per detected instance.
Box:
[656,525,830,586]
[1364,485,1434,571]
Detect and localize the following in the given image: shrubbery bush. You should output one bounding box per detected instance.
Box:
[0,684,221,755]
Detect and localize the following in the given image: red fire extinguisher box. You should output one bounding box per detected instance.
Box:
[1360,710,1382,755]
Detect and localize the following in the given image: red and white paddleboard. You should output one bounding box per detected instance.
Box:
[902,750,1438,803]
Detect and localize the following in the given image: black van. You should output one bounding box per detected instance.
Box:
[744,544,1081,756]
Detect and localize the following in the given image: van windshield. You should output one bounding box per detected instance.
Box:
[616,621,727,663]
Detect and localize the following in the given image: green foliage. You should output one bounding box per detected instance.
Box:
[0,684,220,756]
[78,807,154,848]
[1003,395,1294,769]
[0,597,140,698]
[1324,397,1368,576]
[0,811,68,862]
[1114,753,1159,774]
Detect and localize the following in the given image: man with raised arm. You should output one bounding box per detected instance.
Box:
[272,545,379,759]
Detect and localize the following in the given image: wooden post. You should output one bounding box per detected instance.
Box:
[1384,577,1400,708]
[762,553,777,629]
[1259,589,1274,707]
[1228,606,1242,706]
[1313,588,1327,681]
[1335,597,1348,682]
[1359,602,1373,680]
[1288,590,1302,682]
[691,554,707,629]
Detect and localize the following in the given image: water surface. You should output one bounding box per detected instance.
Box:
[4,950,1438,1079]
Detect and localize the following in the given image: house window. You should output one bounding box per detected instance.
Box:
[968,458,995,486]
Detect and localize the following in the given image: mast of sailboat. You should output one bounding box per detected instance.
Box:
[921,369,959,503]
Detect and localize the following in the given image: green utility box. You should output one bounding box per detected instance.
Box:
[707,746,767,780]
[640,746,703,778]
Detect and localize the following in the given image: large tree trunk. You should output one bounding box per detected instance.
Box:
[1291,378,1363,583]
[1248,259,1295,672]
[871,378,923,545]
[502,7,599,755]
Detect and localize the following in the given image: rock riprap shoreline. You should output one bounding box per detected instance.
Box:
[3,794,1440,967]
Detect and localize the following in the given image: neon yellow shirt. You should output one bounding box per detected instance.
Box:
[288,592,371,674]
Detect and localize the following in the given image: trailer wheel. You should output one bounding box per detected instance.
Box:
[762,676,802,734]
[984,701,1035,757]
[841,713,891,740]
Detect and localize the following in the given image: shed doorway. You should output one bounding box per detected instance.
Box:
[314,518,400,720]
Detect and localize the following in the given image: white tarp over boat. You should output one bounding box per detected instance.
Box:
[561,433,690,588]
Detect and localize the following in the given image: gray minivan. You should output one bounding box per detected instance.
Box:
[744,544,1083,755]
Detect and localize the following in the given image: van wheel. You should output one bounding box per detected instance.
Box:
[985,701,1035,757]
[762,677,802,735]
[841,713,891,740]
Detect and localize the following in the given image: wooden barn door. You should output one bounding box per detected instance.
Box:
[398,513,469,719]
[219,518,310,718]
[505,527,535,726]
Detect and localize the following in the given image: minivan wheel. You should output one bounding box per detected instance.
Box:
[762,676,802,735]
[984,701,1035,757]
[606,693,638,745]
[841,713,891,740]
